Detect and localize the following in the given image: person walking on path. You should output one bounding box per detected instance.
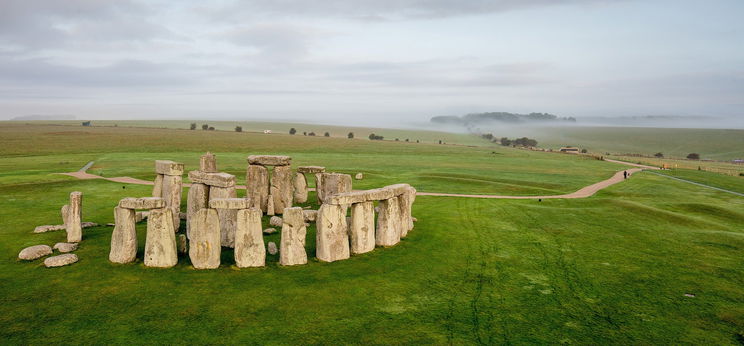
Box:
[623,171,628,179]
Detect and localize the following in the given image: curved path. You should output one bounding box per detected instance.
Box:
[60,160,654,200]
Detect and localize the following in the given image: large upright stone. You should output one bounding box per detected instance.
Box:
[61,204,69,225]
[398,187,416,237]
[155,160,184,176]
[186,183,209,238]
[188,171,236,188]
[293,172,308,204]
[316,173,352,204]
[376,197,401,247]
[248,155,291,166]
[235,208,265,268]
[246,164,269,212]
[279,207,307,266]
[144,208,178,268]
[316,204,350,262]
[152,174,164,197]
[200,152,218,172]
[161,174,183,230]
[350,202,375,254]
[271,165,294,214]
[210,186,238,247]
[109,207,137,264]
[66,191,82,243]
[188,208,221,269]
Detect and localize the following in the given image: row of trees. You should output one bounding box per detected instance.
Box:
[655,152,700,160]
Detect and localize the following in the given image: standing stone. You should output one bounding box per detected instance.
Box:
[161,174,183,230]
[316,173,352,204]
[271,165,294,214]
[200,152,218,172]
[177,234,188,254]
[280,207,307,266]
[152,174,164,197]
[235,208,265,268]
[397,189,414,238]
[66,191,83,243]
[109,207,137,264]
[268,242,278,255]
[61,204,69,225]
[186,183,210,238]
[355,173,364,180]
[350,202,375,254]
[246,164,269,212]
[210,186,238,247]
[376,197,401,247]
[188,208,221,269]
[293,172,308,204]
[144,208,178,268]
[316,204,350,262]
[266,195,275,216]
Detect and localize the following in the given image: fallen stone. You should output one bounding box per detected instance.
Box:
[350,201,375,255]
[119,197,166,210]
[316,204,350,262]
[302,210,318,222]
[316,173,352,204]
[44,254,78,267]
[106,223,115,227]
[269,216,283,227]
[66,191,83,243]
[188,171,236,188]
[412,217,418,222]
[177,234,188,254]
[53,242,78,253]
[161,174,183,229]
[200,152,218,173]
[186,183,209,238]
[188,208,221,269]
[18,245,52,260]
[209,198,250,210]
[246,164,270,213]
[268,241,278,255]
[33,225,65,233]
[297,166,325,174]
[376,197,401,247]
[280,207,307,266]
[263,227,277,234]
[247,155,291,166]
[293,172,308,204]
[144,208,178,268]
[235,208,265,268]
[210,186,238,247]
[152,174,164,197]
[271,165,294,214]
[155,160,184,176]
[81,222,98,228]
[355,173,363,180]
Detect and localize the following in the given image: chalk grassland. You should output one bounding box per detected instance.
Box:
[611,154,744,177]
[1,123,743,344]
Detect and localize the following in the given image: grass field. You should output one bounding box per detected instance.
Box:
[1,122,743,344]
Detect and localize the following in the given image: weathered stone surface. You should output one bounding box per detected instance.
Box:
[398,187,416,237]
[271,165,294,215]
[81,222,98,228]
[316,173,352,204]
[355,173,364,180]
[316,204,350,262]
[266,195,275,216]
[155,160,184,176]
[44,254,78,267]
[179,212,187,220]
[297,166,325,174]
[66,191,83,243]
[209,198,250,210]
[246,164,269,213]
[293,172,308,204]
[200,152,218,173]
[54,242,78,253]
[263,227,277,234]
[152,174,164,197]
[61,204,69,225]
[161,174,183,229]
[177,234,188,254]
[18,245,52,260]
[326,183,412,205]
[135,211,148,223]
[376,197,401,247]
[210,186,238,247]
[144,208,178,268]
[119,197,165,210]
[412,217,418,222]
[269,216,283,227]
[33,225,65,233]
[303,209,318,222]
[280,207,307,266]
[235,208,265,268]
[188,208,220,269]
[110,207,137,263]
[186,183,209,238]
[350,202,375,254]
[268,241,278,255]
[188,171,236,188]
[247,155,291,166]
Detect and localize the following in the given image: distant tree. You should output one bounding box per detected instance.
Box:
[208,126,215,131]
[289,128,297,135]
[324,132,330,137]
[82,121,91,126]
[308,132,316,136]
[500,137,512,146]
[654,152,664,158]
[405,138,409,142]
[368,133,384,140]
[235,126,242,132]
[416,140,419,143]
[438,140,442,144]
[687,153,700,160]
[348,132,354,139]
[202,124,209,130]
[190,123,196,130]
[581,149,588,153]
[395,138,399,141]
[303,131,307,136]
[481,133,494,140]
[369,133,375,140]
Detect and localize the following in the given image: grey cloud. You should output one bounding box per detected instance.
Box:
[221,24,315,63]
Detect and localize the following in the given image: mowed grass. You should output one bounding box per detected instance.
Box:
[1,123,743,344]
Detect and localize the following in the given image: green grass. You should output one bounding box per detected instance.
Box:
[1,123,743,344]
[652,169,744,194]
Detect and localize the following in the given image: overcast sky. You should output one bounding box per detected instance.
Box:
[1,0,742,126]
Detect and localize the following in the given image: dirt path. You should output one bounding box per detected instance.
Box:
[60,160,650,200]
